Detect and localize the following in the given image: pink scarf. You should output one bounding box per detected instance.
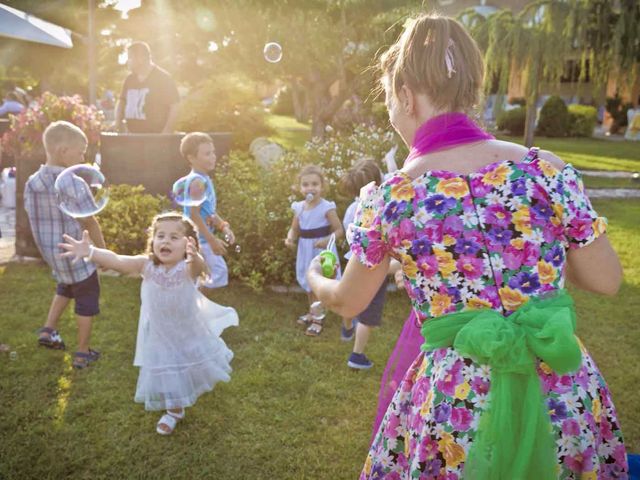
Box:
[372,112,494,441]
[406,111,494,162]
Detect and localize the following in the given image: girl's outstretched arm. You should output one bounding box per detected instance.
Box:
[59,230,147,276]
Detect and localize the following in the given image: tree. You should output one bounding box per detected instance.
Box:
[210,0,418,138]
[463,0,640,145]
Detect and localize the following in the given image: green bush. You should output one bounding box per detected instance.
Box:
[496,107,526,135]
[177,73,274,149]
[216,124,400,289]
[215,150,296,290]
[370,102,390,128]
[100,184,170,255]
[271,86,295,116]
[536,96,569,137]
[567,105,597,137]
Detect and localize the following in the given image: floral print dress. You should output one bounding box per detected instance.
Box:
[349,148,628,479]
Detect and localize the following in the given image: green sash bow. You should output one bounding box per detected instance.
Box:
[421,289,582,480]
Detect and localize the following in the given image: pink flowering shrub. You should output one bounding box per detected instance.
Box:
[2,92,104,158]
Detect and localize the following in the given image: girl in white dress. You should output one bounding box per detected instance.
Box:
[285,165,344,336]
[59,212,238,435]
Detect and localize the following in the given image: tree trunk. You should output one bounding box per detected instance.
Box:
[523,55,542,147]
[310,83,353,140]
[291,80,305,123]
[524,100,537,147]
[311,113,326,139]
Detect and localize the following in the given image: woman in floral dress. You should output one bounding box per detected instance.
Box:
[307,14,627,480]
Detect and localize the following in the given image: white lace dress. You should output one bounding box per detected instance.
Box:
[133,260,238,410]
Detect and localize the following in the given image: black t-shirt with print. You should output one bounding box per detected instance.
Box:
[119,65,179,133]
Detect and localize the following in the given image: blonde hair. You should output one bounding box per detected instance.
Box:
[339,158,382,198]
[298,164,325,186]
[180,132,214,162]
[380,14,484,113]
[42,121,87,156]
[145,212,199,266]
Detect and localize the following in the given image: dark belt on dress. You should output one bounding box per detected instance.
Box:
[299,225,332,239]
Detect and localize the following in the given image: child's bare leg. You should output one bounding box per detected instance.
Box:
[353,323,373,354]
[75,315,93,353]
[307,291,317,307]
[44,295,70,331]
[342,317,355,330]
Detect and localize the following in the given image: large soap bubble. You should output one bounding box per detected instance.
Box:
[54,164,109,218]
[172,172,208,207]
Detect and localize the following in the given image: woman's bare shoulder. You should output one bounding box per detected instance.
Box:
[537,149,566,170]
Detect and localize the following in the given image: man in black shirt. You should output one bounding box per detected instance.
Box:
[115,42,180,134]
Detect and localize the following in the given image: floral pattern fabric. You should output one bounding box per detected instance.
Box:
[348,150,627,479]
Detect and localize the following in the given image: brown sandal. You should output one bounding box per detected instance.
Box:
[297,314,312,326]
[305,319,323,336]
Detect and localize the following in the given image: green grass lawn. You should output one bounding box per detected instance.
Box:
[582,175,640,190]
[266,114,311,150]
[498,135,640,172]
[1,199,638,479]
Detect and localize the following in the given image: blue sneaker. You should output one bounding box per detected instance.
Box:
[341,320,357,342]
[347,352,373,370]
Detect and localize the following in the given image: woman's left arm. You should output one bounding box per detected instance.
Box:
[308,253,390,318]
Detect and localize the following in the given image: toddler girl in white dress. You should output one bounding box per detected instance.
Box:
[59,212,238,435]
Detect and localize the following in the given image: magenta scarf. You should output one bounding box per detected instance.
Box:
[406,111,494,163]
[371,112,494,441]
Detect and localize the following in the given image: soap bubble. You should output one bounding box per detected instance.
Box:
[305,193,314,202]
[172,173,208,207]
[263,42,283,63]
[55,164,109,218]
[235,244,241,254]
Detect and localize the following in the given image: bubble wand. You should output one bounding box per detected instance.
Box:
[309,233,338,321]
[319,233,337,278]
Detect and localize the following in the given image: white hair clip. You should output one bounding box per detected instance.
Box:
[445,39,456,78]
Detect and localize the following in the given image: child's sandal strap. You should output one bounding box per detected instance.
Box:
[37,328,66,350]
[305,321,323,337]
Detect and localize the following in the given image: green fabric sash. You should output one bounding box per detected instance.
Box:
[421,289,582,480]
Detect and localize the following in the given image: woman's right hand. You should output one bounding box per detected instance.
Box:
[59,230,91,263]
[284,237,296,249]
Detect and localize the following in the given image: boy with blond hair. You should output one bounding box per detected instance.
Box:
[24,120,106,369]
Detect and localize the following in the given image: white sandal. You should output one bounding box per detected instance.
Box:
[156,409,185,435]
